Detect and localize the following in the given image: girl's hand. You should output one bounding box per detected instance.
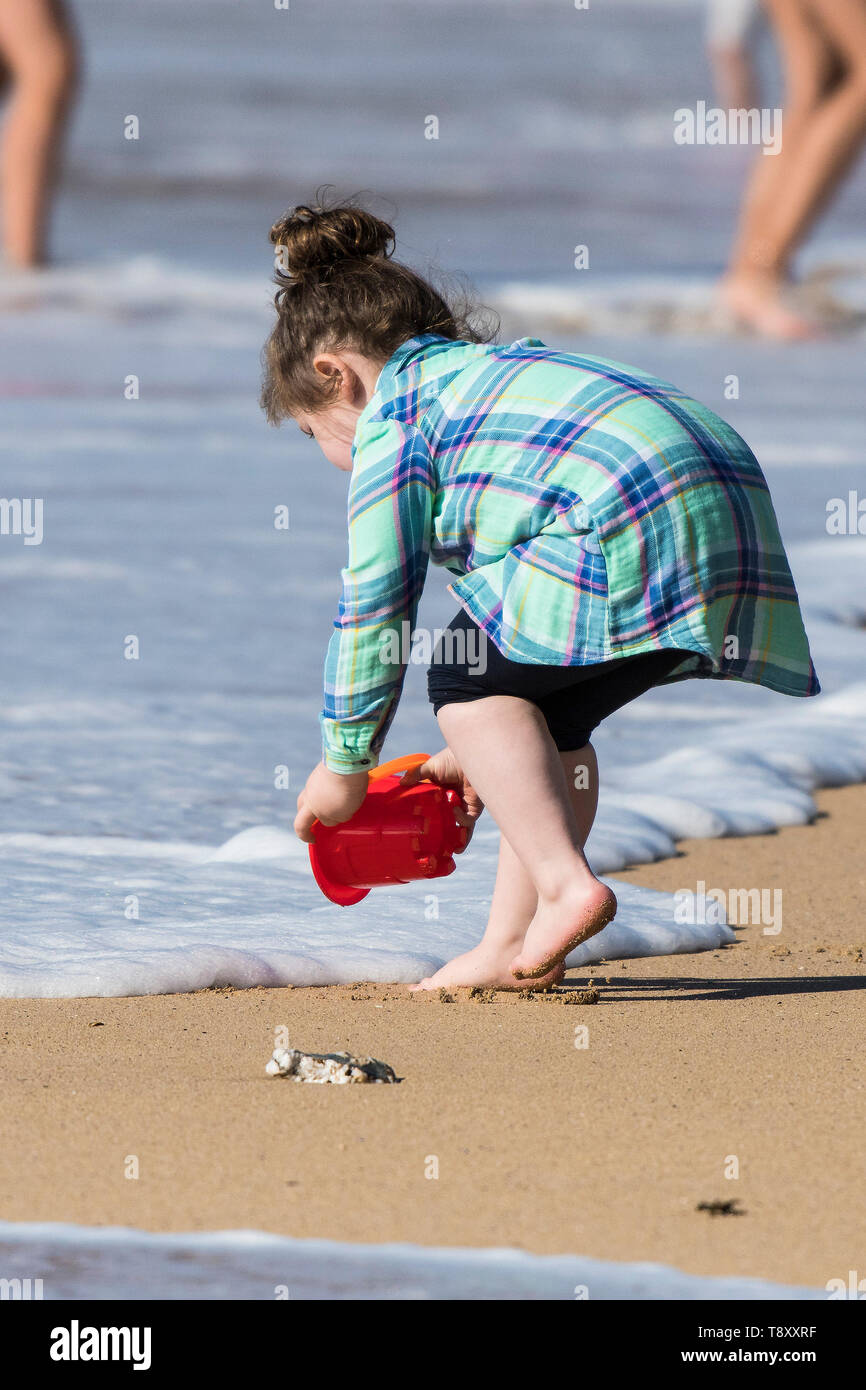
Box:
[400,748,483,851]
[294,763,369,843]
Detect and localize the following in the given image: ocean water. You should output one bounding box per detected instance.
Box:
[50,0,866,280]
[2,0,864,1301]
[1,0,865,1000]
[0,1221,825,1300]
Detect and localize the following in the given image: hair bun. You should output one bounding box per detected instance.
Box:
[270,202,395,283]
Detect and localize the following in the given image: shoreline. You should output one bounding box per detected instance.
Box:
[1,783,864,1289]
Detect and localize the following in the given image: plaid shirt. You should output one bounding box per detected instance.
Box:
[321,335,819,772]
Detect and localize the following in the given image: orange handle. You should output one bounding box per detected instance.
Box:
[368,752,430,783]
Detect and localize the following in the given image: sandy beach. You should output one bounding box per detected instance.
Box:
[2,782,863,1291]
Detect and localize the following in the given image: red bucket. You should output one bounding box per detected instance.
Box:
[308,753,468,907]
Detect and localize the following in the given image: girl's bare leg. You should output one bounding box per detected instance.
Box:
[411,699,615,990]
[722,0,866,337]
[0,0,77,267]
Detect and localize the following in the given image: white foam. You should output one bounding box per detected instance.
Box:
[488,262,866,338]
[0,836,733,998]
[5,252,863,343]
[0,1220,824,1301]
[0,255,269,326]
[0,832,211,863]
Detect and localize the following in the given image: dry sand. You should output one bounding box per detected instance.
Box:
[1,784,865,1289]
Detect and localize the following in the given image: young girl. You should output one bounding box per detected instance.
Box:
[261,200,819,992]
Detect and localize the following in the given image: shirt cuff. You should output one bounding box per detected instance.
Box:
[320,715,382,775]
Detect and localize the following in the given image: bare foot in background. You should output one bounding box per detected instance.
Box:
[720,270,821,339]
[721,0,866,339]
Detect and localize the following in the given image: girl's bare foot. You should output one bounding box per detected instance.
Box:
[410,943,565,993]
[719,272,823,340]
[510,880,617,981]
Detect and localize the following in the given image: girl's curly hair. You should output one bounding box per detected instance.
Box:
[260,193,496,423]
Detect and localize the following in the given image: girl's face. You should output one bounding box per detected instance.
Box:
[295,403,358,473]
[294,351,384,473]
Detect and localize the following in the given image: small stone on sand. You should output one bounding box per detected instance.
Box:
[266,1046,397,1084]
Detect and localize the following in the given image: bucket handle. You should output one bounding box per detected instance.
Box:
[367,752,430,783]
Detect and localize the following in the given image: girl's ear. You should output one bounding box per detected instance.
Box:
[312,353,362,404]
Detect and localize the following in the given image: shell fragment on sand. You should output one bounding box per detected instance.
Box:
[265,1046,397,1085]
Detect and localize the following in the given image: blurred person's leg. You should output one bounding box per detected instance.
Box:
[707,0,763,111]
[723,0,866,337]
[765,0,866,258]
[0,0,77,267]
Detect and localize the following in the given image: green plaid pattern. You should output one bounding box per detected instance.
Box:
[320,336,819,772]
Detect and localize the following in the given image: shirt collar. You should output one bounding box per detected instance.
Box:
[350,334,451,459]
[372,332,452,401]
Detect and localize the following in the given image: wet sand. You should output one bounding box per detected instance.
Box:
[1,784,864,1289]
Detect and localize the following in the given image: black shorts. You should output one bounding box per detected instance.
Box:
[427,608,685,751]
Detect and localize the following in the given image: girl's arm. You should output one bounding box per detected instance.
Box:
[320,415,435,774]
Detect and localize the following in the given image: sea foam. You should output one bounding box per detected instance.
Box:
[0,1220,825,1301]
